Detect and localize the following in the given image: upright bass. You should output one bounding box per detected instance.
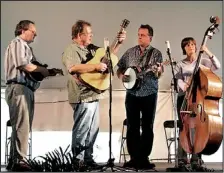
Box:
[179,16,223,156]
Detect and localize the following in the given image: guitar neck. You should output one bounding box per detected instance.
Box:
[109,27,124,54]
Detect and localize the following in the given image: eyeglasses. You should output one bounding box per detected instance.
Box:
[138,34,150,37]
[80,32,93,36]
[27,29,37,36]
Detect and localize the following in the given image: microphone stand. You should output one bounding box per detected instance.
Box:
[165,47,182,172]
[100,46,126,172]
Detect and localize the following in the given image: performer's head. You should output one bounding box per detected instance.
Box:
[138,24,153,48]
[181,37,197,56]
[15,20,36,43]
[72,20,93,47]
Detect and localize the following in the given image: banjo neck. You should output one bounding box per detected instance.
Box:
[140,59,170,76]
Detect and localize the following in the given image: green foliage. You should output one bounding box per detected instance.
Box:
[22,145,90,172]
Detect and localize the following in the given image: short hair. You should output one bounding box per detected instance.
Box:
[181,37,197,55]
[139,24,153,36]
[71,20,91,39]
[14,20,35,37]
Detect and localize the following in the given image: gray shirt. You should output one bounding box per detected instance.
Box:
[62,42,106,103]
[4,36,40,90]
[174,55,221,95]
[117,45,163,97]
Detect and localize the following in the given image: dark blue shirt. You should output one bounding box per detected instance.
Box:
[117,45,163,97]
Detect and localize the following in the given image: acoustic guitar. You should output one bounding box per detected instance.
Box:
[78,19,130,93]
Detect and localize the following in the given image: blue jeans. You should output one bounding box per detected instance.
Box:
[71,101,99,162]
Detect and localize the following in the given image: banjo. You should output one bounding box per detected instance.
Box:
[123,59,171,90]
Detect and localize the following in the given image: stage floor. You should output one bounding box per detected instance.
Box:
[1,162,223,172]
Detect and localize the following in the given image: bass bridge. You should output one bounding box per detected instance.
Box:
[180,110,197,117]
[180,103,203,118]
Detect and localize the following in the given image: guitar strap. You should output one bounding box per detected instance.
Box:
[83,44,100,63]
[29,46,37,62]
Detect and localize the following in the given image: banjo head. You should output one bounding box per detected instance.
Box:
[123,67,139,90]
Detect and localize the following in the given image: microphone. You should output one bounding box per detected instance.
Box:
[165,41,176,65]
[104,37,110,53]
[165,40,171,53]
[103,37,113,75]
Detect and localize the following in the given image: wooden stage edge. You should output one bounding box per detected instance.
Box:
[1,162,223,172]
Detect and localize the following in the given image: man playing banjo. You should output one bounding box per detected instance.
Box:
[116,24,164,169]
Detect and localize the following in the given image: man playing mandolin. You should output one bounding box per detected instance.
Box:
[61,20,126,168]
[4,20,52,171]
[116,24,164,169]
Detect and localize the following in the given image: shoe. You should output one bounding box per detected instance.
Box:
[6,159,13,171]
[137,158,155,170]
[193,166,214,172]
[123,159,138,169]
[191,158,204,170]
[178,158,188,167]
[11,163,31,172]
[85,160,102,170]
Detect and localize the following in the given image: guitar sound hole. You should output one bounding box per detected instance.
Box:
[100,58,111,74]
[101,70,108,74]
[100,57,109,64]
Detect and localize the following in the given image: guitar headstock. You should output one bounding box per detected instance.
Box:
[49,68,64,76]
[120,19,130,29]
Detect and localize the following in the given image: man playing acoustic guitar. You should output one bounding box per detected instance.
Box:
[61,20,126,169]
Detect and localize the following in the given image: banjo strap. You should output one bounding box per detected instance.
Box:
[138,47,155,76]
[143,47,155,70]
[142,47,155,71]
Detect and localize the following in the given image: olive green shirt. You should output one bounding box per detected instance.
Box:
[62,42,106,103]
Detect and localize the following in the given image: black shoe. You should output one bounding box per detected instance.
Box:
[193,166,215,172]
[11,163,31,172]
[137,159,155,170]
[73,159,90,171]
[85,160,102,170]
[178,159,188,167]
[123,159,138,169]
[6,162,13,171]
[6,158,14,171]
[191,158,204,170]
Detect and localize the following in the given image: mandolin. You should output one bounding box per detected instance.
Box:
[17,61,64,82]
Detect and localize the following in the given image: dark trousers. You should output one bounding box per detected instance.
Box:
[177,95,201,162]
[125,93,157,160]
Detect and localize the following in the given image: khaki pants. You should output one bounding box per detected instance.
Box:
[5,84,34,163]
